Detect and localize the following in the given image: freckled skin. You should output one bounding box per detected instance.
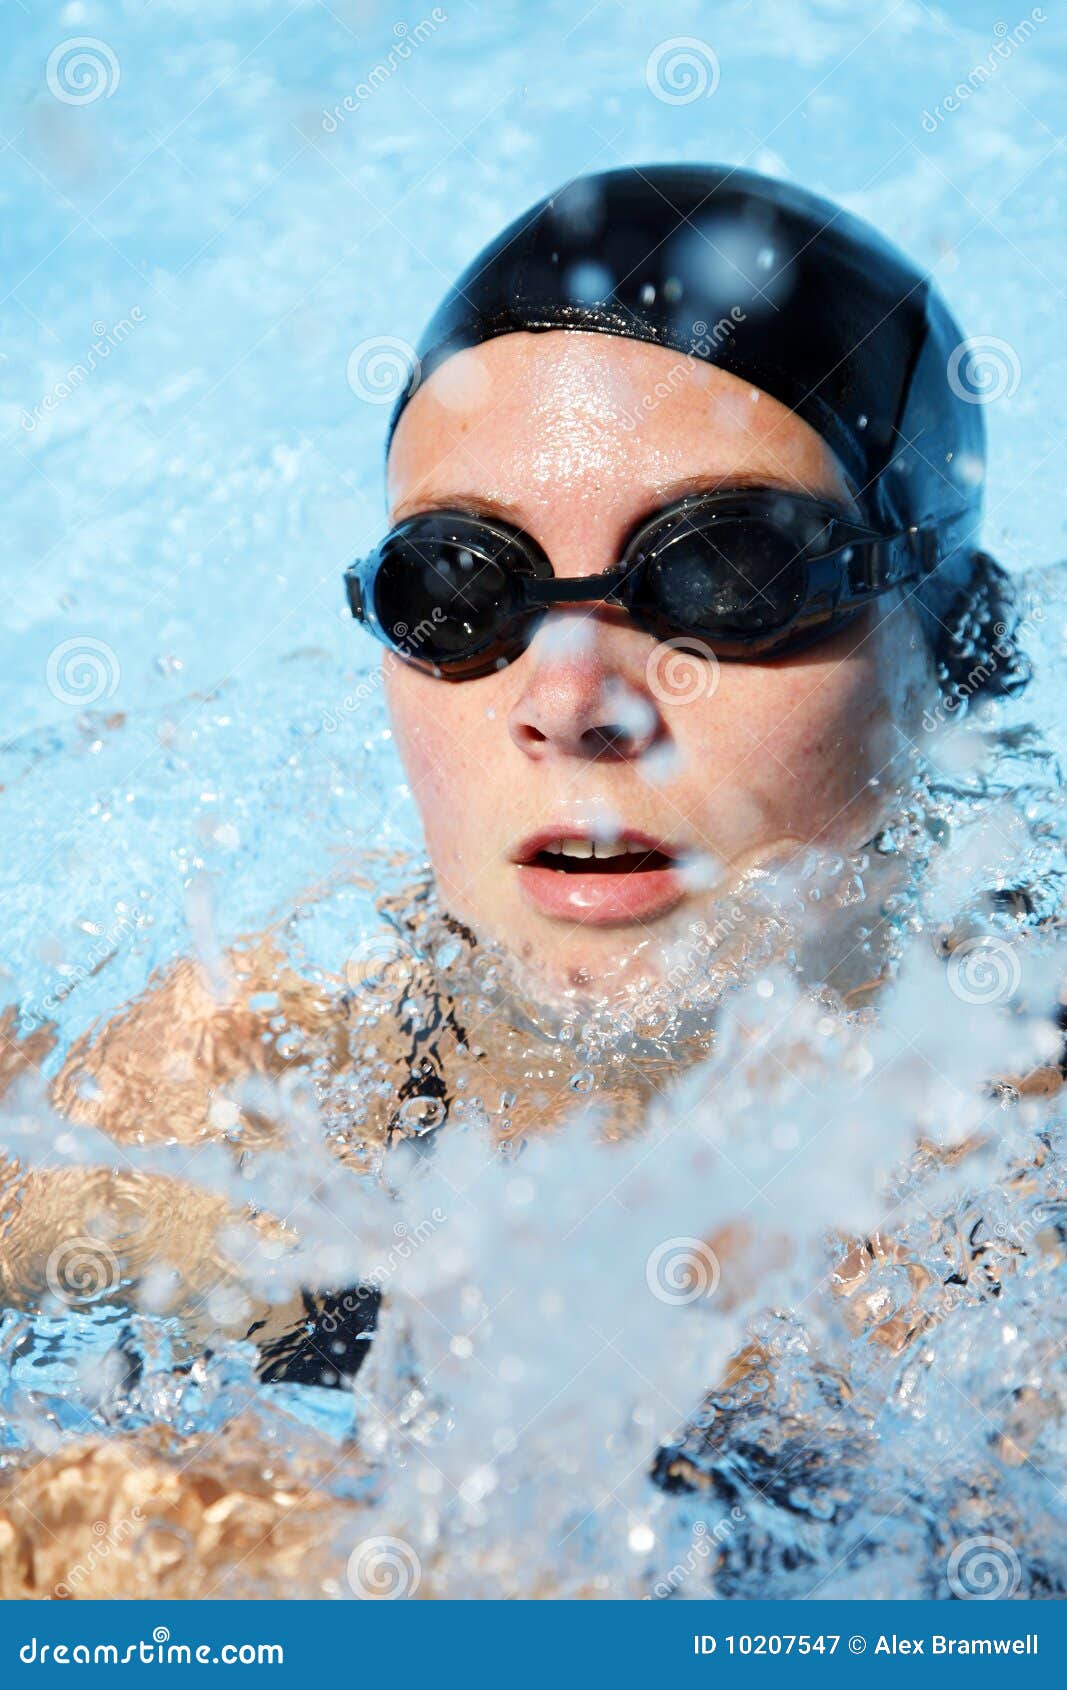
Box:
[383,332,935,993]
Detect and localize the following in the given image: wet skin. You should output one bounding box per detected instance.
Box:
[384,331,935,995]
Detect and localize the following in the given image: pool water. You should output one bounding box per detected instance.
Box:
[2,0,1067,1600]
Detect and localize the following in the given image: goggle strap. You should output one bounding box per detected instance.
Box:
[344,567,366,621]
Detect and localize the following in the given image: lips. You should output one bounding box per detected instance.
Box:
[511,827,687,926]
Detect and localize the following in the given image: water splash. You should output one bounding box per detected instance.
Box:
[2,569,1066,1597]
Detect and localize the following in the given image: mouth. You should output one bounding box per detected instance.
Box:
[510,828,686,926]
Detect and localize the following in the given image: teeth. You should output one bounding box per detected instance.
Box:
[540,837,657,861]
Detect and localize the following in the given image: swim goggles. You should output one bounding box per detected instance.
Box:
[343,489,939,680]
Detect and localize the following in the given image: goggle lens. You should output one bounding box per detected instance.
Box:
[639,518,807,640]
[373,532,519,664]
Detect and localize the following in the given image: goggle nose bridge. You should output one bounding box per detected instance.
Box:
[520,568,633,609]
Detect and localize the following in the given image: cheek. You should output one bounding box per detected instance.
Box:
[386,669,488,856]
[739,649,921,820]
[761,671,883,788]
[667,638,921,843]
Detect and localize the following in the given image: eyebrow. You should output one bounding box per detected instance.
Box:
[646,469,859,516]
[655,470,814,499]
[390,491,527,526]
[390,471,831,531]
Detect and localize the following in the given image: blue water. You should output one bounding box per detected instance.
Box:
[2,0,1067,1601]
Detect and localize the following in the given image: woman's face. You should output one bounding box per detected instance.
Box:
[385,331,935,995]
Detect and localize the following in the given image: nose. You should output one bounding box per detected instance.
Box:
[507,614,666,763]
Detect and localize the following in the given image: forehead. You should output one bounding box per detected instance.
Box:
[387,330,851,525]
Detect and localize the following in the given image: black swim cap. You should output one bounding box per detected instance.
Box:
[389,164,986,621]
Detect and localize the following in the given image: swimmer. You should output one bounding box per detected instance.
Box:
[356,163,1015,998]
[4,164,1028,1355]
[0,167,1042,1594]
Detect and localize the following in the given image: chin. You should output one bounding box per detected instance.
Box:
[508,907,702,1000]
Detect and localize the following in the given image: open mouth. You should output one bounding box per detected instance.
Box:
[530,839,676,874]
[512,830,685,926]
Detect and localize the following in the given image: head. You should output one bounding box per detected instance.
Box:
[366,167,993,997]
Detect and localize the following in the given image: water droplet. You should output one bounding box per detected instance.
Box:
[397,1095,446,1135]
[434,938,462,969]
